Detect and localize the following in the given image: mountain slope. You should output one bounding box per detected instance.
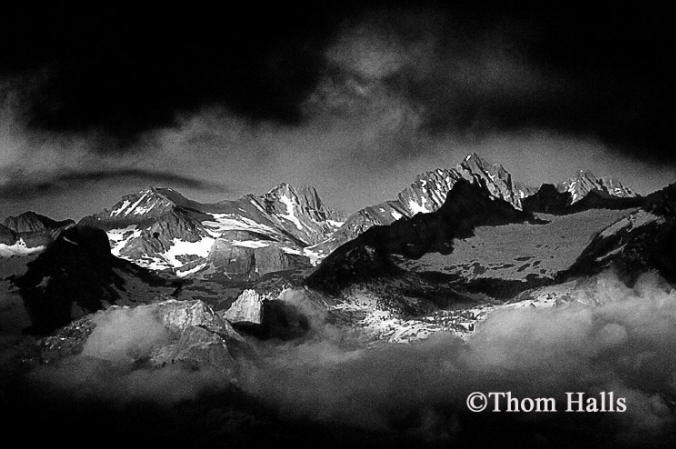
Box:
[306,179,538,296]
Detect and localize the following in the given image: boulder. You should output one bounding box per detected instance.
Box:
[221,289,310,340]
[222,289,264,327]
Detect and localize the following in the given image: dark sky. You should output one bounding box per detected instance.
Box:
[0,1,674,219]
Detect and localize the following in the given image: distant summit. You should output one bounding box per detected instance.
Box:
[0,211,74,256]
[557,169,636,203]
[3,211,73,234]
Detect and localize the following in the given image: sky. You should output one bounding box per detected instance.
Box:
[0,1,674,220]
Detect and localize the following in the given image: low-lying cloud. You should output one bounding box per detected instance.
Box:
[18,271,676,446]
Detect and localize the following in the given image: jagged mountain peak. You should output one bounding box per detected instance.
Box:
[459,152,503,171]
[264,183,309,205]
[396,153,522,217]
[456,153,518,202]
[557,170,636,203]
[262,183,340,224]
[265,182,295,196]
[264,183,320,202]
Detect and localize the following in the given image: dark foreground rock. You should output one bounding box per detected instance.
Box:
[12,224,177,334]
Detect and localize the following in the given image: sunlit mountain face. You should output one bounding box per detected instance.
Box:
[1,3,675,449]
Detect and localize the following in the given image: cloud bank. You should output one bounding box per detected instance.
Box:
[20,271,676,446]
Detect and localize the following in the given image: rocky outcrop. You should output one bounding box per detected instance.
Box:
[522,184,574,213]
[219,289,311,339]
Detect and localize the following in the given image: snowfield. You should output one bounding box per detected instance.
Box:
[393,209,633,281]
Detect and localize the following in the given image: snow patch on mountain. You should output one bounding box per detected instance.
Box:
[164,237,215,267]
[203,214,277,236]
[408,197,430,215]
[232,240,270,248]
[278,193,304,230]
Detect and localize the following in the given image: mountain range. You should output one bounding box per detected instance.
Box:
[1,153,640,278]
[0,152,662,338]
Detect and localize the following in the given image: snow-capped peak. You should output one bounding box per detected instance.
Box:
[106,187,184,218]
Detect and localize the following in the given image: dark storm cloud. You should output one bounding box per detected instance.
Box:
[312,5,672,161]
[1,2,337,143]
[0,2,673,162]
[0,168,229,199]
